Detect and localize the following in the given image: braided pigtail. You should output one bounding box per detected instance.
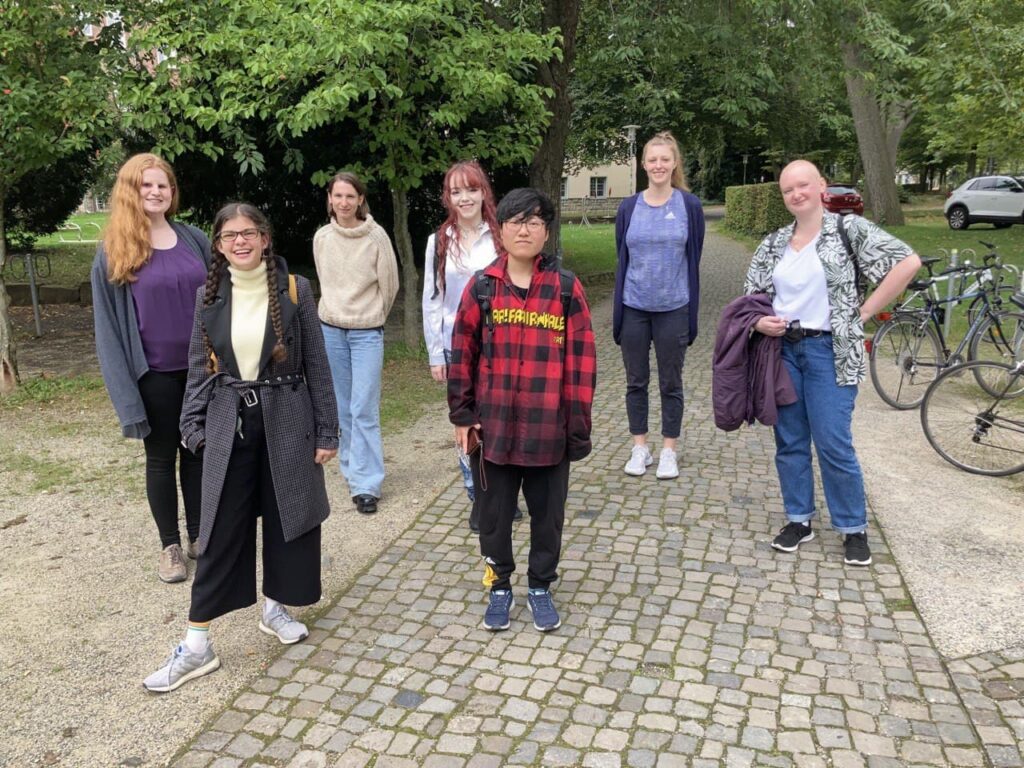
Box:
[202,252,227,375]
[265,252,288,363]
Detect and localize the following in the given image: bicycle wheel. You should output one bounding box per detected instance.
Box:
[920,361,1024,476]
[968,311,1024,395]
[869,316,943,409]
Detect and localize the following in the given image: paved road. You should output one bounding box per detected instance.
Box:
[165,232,1022,768]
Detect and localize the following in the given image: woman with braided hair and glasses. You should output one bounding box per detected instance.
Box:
[143,203,338,693]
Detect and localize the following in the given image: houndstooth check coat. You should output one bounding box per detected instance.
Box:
[179,258,339,555]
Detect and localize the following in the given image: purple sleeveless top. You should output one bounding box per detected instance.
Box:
[130,239,207,371]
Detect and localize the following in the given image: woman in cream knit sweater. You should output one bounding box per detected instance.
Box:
[314,172,399,515]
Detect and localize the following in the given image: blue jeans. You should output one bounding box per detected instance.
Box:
[458,449,475,501]
[774,334,867,534]
[321,325,385,498]
[445,349,475,502]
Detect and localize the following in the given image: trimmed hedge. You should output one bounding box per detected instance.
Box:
[723,183,791,238]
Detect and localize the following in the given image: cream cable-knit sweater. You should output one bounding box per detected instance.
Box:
[313,215,400,329]
[228,261,269,380]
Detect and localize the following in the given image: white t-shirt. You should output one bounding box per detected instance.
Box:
[771,235,831,331]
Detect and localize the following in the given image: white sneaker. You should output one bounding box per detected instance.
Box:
[624,444,653,476]
[656,448,679,479]
[143,643,220,693]
[259,604,309,645]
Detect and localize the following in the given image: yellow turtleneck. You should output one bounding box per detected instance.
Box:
[228,261,269,380]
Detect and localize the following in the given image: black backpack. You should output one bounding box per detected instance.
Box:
[473,267,576,354]
[768,214,865,299]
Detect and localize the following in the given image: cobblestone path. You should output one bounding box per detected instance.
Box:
[170,233,1021,768]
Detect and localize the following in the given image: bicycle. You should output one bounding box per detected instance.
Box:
[920,356,1024,476]
[868,255,1024,409]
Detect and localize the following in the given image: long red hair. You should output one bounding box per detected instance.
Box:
[431,161,500,298]
[104,153,180,284]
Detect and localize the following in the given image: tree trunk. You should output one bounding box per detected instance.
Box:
[882,100,914,174]
[0,199,20,393]
[528,0,581,257]
[840,40,904,226]
[966,149,977,178]
[390,187,421,350]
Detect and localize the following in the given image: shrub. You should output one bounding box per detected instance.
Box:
[723,183,791,237]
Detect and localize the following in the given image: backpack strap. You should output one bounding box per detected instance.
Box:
[836,214,865,300]
[558,267,575,320]
[431,235,443,300]
[473,270,494,331]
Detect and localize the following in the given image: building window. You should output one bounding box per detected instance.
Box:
[589,177,607,197]
[560,177,568,199]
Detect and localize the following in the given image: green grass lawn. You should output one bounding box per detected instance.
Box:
[886,215,1024,270]
[560,223,616,276]
[715,212,1024,273]
[34,212,109,247]
[3,212,108,287]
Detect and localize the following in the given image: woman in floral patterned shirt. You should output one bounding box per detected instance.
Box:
[743,160,920,567]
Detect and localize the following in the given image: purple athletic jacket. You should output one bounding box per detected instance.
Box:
[712,294,797,431]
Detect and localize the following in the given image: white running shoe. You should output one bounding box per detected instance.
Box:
[624,444,653,476]
[656,448,679,479]
[259,604,309,645]
[143,643,220,693]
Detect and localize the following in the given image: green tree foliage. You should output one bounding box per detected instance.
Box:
[569,0,853,199]
[0,0,123,392]
[3,149,99,253]
[916,0,1024,170]
[120,0,556,346]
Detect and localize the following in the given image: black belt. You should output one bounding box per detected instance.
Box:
[784,327,831,342]
[233,373,306,407]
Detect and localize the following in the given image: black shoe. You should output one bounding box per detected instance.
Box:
[771,521,813,552]
[353,494,378,515]
[513,506,524,521]
[843,532,872,566]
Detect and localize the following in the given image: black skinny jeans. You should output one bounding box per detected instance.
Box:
[620,304,689,439]
[137,370,202,548]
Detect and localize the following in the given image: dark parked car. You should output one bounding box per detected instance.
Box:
[822,183,864,216]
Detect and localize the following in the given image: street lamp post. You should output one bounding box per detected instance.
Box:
[624,125,640,196]
[742,153,749,186]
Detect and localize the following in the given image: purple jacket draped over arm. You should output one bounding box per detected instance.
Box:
[712,294,797,431]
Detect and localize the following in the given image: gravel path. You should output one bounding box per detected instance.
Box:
[0,367,457,767]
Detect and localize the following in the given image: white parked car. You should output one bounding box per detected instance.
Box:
[944,175,1024,230]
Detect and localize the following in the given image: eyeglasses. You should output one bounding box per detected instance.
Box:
[217,228,261,244]
[502,216,546,232]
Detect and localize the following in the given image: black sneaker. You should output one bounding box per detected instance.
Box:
[771,521,814,552]
[843,532,872,566]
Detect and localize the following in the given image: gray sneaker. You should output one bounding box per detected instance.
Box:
[143,643,220,693]
[158,544,187,583]
[259,604,309,645]
[184,538,198,560]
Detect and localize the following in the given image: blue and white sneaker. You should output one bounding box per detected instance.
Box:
[483,589,514,631]
[527,588,561,632]
[143,643,220,693]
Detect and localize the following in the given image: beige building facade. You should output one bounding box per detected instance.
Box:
[561,162,634,199]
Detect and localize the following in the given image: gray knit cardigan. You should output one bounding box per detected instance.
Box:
[90,221,211,439]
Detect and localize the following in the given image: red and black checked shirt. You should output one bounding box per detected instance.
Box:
[447,254,596,467]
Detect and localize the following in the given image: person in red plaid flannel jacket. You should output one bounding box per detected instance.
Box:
[448,188,596,633]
